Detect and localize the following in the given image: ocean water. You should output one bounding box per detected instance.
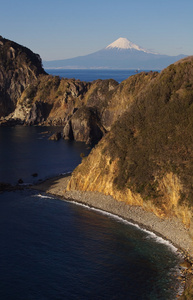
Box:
[46,69,153,83]
[0,126,91,185]
[0,123,183,299]
[0,191,183,300]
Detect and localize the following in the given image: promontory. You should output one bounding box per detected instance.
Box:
[1,36,193,298]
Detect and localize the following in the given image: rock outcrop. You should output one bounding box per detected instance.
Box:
[12,73,158,143]
[16,75,90,126]
[0,35,46,117]
[48,131,62,141]
[7,74,122,143]
[63,107,104,144]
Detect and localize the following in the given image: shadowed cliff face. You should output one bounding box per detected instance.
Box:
[68,56,193,231]
[0,36,46,117]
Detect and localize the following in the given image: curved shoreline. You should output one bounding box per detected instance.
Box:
[65,198,180,254]
[30,174,193,298]
[31,174,193,255]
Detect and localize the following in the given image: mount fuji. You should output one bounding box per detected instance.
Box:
[43,37,186,70]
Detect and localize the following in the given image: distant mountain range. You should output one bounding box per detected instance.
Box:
[43,37,186,70]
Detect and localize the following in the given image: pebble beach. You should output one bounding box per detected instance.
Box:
[31,174,193,256]
[30,174,193,298]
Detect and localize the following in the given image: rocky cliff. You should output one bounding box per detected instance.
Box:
[0,36,46,117]
[8,74,124,143]
[0,36,159,144]
[0,37,160,143]
[68,56,193,237]
[11,72,158,143]
[12,74,90,126]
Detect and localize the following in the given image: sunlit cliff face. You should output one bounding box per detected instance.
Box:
[68,56,193,235]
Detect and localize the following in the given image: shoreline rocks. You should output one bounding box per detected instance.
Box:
[48,131,62,141]
[0,182,24,192]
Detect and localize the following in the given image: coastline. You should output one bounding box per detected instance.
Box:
[31,174,193,255]
[31,174,193,298]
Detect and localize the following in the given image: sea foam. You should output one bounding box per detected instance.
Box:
[34,194,54,200]
[34,192,184,297]
[35,192,181,255]
[69,200,180,254]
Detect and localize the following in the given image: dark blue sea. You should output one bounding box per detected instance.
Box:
[0,103,182,298]
[0,126,91,185]
[46,69,156,83]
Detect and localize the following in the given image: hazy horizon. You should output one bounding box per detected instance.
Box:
[1,0,193,60]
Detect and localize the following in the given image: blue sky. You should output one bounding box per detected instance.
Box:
[1,0,193,60]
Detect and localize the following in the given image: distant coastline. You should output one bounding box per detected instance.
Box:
[46,68,160,83]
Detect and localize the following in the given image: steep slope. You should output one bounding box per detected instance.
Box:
[68,56,193,233]
[43,37,186,70]
[0,36,46,117]
[12,74,90,126]
[13,72,157,143]
[10,73,118,142]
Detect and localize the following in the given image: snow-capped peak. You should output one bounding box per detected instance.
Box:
[105,37,155,54]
